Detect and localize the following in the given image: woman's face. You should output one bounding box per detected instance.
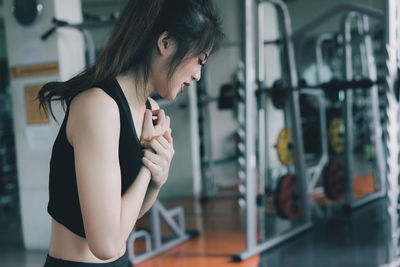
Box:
[153,50,209,101]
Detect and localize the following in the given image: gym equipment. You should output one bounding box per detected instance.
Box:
[12,0,43,26]
[127,202,198,264]
[383,0,400,263]
[341,11,386,209]
[233,0,312,262]
[274,174,300,220]
[41,15,118,66]
[275,128,293,166]
[323,159,345,201]
[268,78,381,110]
[327,118,345,153]
[198,63,245,202]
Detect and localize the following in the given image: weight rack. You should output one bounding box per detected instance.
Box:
[233,0,313,261]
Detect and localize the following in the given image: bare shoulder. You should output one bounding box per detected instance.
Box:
[70,88,118,114]
[67,88,120,146]
[148,96,160,110]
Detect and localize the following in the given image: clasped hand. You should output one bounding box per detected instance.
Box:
[140,109,174,188]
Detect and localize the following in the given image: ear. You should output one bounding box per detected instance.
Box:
[157,31,175,56]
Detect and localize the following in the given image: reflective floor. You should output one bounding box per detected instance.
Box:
[0,186,47,267]
[259,199,390,267]
[0,195,394,267]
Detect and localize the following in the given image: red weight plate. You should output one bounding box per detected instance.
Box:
[274,174,300,220]
[323,160,345,201]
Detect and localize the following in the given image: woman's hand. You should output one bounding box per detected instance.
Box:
[140,109,172,147]
[142,130,174,188]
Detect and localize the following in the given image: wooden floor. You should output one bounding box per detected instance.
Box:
[134,198,260,267]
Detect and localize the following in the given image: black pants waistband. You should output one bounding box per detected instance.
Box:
[43,250,130,267]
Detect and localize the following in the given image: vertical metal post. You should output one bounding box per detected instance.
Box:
[271,0,310,222]
[257,0,267,241]
[244,0,258,251]
[384,0,400,262]
[150,202,162,249]
[361,15,386,195]
[343,12,357,206]
[315,33,336,84]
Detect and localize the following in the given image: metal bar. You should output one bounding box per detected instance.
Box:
[150,201,162,250]
[269,0,309,222]
[128,201,193,264]
[129,234,192,264]
[82,29,96,66]
[188,83,202,198]
[292,3,384,42]
[315,33,336,84]
[258,2,265,83]
[243,0,258,251]
[128,230,152,254]
[234,222,313,261]
[156,204,185,237]
[384,0,400,262]
[343,12,357,206]
[257,1,267,242]
[301,89,329,192]
[360,14,387,198]
[350,191,385,209]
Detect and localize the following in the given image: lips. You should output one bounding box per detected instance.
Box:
[184,82,191,87]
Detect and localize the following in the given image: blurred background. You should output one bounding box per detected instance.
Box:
[0,0,399,266]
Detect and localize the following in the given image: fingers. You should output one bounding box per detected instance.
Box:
[152,109,167,136]
[149,137,174,160]
[144,149,168,167]
[166,115,170,128]
[142,157,162,175]
[163,130,173,145]
[141,110,154,142]
[141,108,172,148]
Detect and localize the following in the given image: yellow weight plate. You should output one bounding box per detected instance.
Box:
[276,128,294,166]
[328,118,345,153]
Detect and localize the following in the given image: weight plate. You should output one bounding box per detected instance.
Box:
[328,118,345,153]
[323,159,345,201]
[274,174,300,220]
[276,128,294,166]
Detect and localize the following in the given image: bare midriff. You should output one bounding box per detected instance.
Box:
[48,219,126,263]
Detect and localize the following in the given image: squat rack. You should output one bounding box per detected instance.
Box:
[235,0,390,262]
[234,0,313,261]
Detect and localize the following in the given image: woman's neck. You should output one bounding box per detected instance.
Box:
[116,72,153,109]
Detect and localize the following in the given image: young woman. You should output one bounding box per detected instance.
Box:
[38,0,223,266]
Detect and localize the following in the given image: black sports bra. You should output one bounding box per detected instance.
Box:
[47,78,151,238]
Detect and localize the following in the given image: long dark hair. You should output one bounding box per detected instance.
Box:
[38,0,223,119]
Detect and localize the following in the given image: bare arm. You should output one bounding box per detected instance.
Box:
[67,89,151,260]
[137,182,161,219]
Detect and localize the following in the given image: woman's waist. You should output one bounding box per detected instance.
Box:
[49,218,127,264]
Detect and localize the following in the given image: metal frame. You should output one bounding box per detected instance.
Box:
[233,0,313,261]
[315,33,337,84]
[342,11,386,209]
[301,89,329,196]
[292,3,384,44]
[127,201,192,264]
[383,0,400,263]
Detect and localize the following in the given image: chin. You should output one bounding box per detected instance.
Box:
[161,94,175,101]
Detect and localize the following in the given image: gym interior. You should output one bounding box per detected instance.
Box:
[0,0,400,266]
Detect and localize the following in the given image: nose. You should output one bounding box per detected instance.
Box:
[192,70,201,82]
